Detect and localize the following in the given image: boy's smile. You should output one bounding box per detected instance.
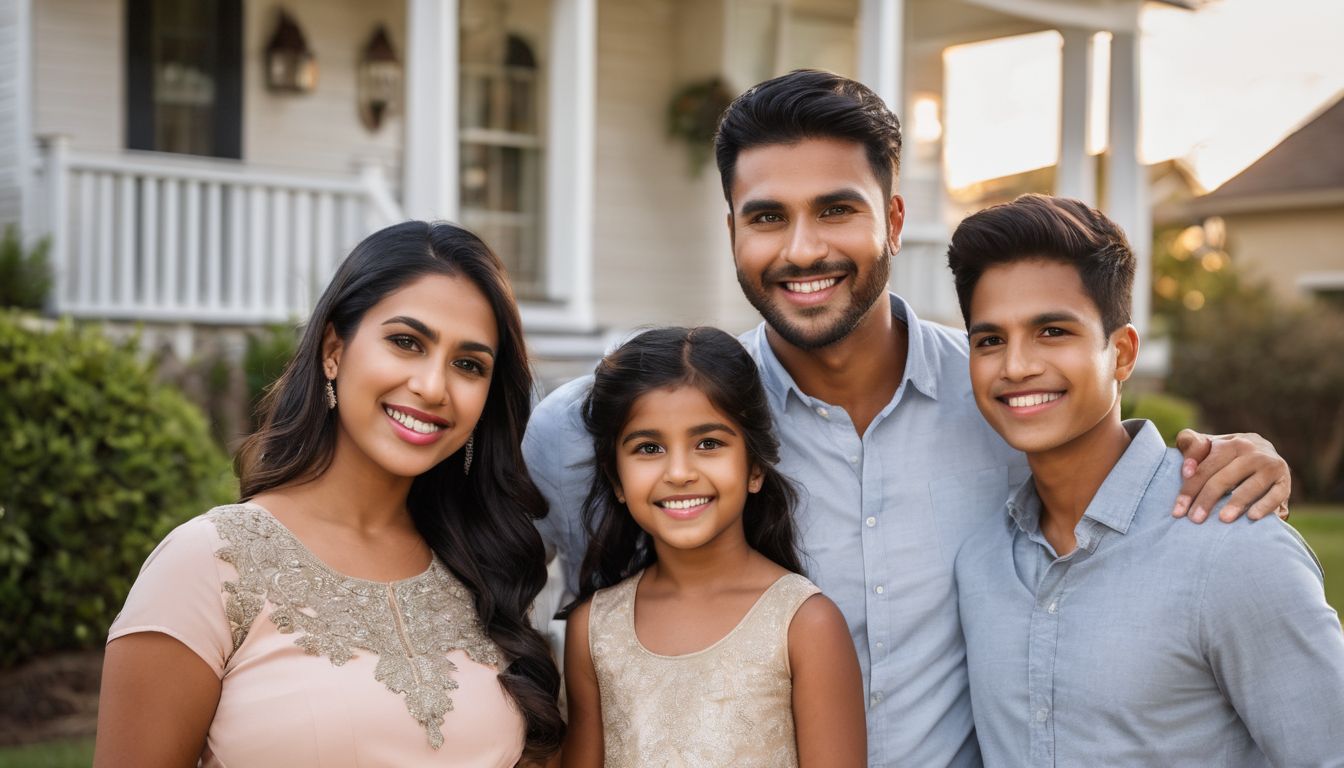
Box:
[967,259,1137,459]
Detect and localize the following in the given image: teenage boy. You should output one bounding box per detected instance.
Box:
[525,70,1293,766]
[949,194,1344,766]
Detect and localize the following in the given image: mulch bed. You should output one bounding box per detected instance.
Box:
[0,651,103,746]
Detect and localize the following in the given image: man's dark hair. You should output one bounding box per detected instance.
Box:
[713,69,902,205]
[946,194,1135,336]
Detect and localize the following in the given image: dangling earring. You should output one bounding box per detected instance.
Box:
[325,378,337,410]
[463,433,474,475]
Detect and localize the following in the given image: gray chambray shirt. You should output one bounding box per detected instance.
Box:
[956,419,1344,767]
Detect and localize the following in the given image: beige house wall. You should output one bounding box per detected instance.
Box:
[32,0,405,177]
[243,1,405,176]
[1223,206,1344,300]
[32,0,123,152]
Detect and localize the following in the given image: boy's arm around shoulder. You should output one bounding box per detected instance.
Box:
[560,600,603,768]
[789,594,866,768]
[1199,516,1344,765]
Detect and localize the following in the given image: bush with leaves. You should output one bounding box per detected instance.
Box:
[0,226,52,311]
[244,323,298,429]
[0,312,236,666]
[1167,296,1344,502]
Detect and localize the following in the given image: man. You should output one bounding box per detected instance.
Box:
[523,70,1292,767]
[948,194,1344,766]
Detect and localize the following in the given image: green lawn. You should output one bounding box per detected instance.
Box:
[0,739,93,768]
[1288,505,1344,612]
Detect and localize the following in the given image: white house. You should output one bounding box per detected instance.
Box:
[0,0,1193,383]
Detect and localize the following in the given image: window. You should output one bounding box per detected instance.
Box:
[126,0,242,158]
[460,5,545,301]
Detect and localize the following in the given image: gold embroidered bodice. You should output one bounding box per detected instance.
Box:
[209,504,503,749]
[588,571,820,768]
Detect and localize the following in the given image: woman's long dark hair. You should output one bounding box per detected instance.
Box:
[568,326,802,611]
[236,221,562,761]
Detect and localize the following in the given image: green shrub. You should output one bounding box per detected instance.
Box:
[1121,392,1199,446]
[0,312,236,667]
[0,227,52,311]
[1168,298,1344,502]
[244,323,298,428]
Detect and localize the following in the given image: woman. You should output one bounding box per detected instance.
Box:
[95,221,563,766]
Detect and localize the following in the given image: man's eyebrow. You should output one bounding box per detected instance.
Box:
[738,198,783,218]
[815,189,869,207]
[967,321,1003,336]
[382,316,438,342]
[1031,311,1083,326]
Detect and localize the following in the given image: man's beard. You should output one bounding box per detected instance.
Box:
[737,243,892,351]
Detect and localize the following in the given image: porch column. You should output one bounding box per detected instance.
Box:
[403,0,459,221]
[858,0,904,112]
[1106,29,1150,335]
[543,0,596,328]
[1058,27,1096,205]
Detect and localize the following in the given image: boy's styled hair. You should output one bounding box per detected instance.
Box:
[713,69,903,204]
[567,326,803,611]
[946,194,1136,336]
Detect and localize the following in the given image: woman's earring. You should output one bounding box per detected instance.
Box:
[463,433,474,475]
[325,378,337,410]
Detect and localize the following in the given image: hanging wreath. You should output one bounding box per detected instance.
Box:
[667,78,734,174]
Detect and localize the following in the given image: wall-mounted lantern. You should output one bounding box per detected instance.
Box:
[265,10,317,93]
[358,26,402,132]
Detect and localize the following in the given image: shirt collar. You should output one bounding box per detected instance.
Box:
[1005,420,1168,537]
[752,292,941,409]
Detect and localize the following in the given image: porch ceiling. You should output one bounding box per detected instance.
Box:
[909,0,1203,48]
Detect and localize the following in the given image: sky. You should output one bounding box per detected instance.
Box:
[940,0,1344,191]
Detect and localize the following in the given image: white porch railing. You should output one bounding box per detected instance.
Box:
[891,228,962,328]
[37,136,403,325]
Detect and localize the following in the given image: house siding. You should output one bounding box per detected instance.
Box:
[593,0,755,334]
[0,0,29,230]
[32,0,123,153]
[242,1,405,177]
[1223,206,1344,300]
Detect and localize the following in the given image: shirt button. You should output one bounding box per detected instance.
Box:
[874,584,885,595]
[1048,601,1059,614]
[870,692,882,706]
[875,640,885,650]
[848,455,859,464]
[1035,708,1050,723]
[865,516,877,528]
[815,406,829,418]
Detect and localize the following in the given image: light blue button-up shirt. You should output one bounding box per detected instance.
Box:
[524,296,1027,767]
[956,420,1344,767]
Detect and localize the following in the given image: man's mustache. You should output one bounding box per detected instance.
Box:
[760,260,857,283]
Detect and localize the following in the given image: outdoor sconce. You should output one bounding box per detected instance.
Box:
[265,10,317,93]
[358,26,402,132]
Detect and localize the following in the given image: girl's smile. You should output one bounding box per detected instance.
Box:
[614,385,763,555]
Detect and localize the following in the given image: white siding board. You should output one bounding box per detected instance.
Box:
[32,0,122,152]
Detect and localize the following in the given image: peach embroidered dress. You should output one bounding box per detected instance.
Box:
[587,570,820,768]
[108,503,524,767]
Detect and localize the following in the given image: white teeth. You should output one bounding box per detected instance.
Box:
[384,406,443,434]
[658,497,710,510]
[785,277,838,294]
[1006,393,1062,408]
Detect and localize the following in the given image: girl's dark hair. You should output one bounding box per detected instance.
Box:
[568,326,802,609]
[236,220,562,761]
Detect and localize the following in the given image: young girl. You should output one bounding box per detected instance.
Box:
[561,326,865,768]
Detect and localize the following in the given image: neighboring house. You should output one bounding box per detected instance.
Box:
[0,0,1190,383]
[1164,94,1344,306]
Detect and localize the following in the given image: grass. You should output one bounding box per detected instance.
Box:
[2,509,1341,767]
[1288,504,1344,612]
[0,739,93,768]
